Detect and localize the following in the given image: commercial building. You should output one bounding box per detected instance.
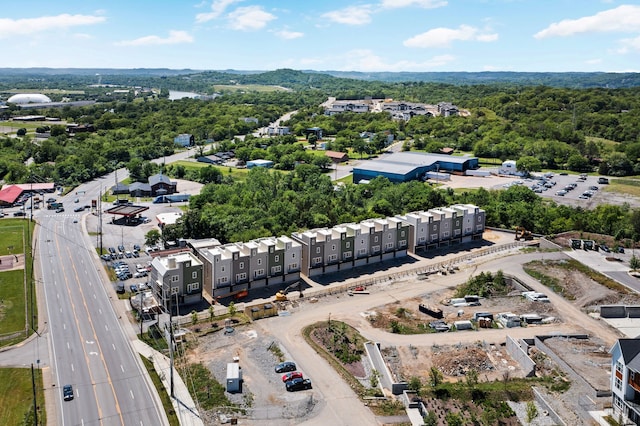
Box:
[352,152,479,184]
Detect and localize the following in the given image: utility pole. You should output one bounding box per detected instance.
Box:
[168,286,174,398]
[31,363,38,426]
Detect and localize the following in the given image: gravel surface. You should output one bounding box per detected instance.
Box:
[191,323,321,425]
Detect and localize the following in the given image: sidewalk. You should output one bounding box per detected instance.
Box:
[133,340,204,426]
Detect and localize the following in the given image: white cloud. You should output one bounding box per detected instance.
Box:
[534,5,640,39]
[228,6,275,30]
[322,5,373,26]
[0,14,105,39]
[117,30,194,46]
[341,49,455,71]
[585,58,603,65]
[404,25,498,48]
[275,29,303,40]
[380,0,447,9]
[196,0,243,23]
[617,35,640,53]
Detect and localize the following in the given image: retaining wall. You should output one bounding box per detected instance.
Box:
[505,336,536,377]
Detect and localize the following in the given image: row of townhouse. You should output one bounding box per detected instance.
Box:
[323,99,458,120]
[146,204,485,309]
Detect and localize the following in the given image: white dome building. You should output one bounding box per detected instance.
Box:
[7,93,52,104]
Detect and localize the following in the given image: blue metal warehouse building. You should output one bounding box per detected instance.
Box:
[352,152,479,183]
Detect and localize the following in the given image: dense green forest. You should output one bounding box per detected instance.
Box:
[162,166,640,245]
[2,69,640,243]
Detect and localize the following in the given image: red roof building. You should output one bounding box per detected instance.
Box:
[325,151,349,163]
[0,185,24,206]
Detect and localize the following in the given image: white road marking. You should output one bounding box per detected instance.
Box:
[105,325,109,331]
[121,365,125,373]
[112,344,116,351]
[130,389,135,400]
[71,363,74,372]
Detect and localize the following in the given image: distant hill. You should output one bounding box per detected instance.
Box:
[317,71,640,89]
[0,68,638,89]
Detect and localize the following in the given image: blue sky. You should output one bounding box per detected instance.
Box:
[2,0,640,72]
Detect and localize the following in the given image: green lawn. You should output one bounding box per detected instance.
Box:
[212,84,288,92]
[605,178,640,197]
[0,219,35,346]
[171,161,252,181]
[0,368,45,425]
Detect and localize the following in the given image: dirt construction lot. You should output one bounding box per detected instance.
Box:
[181,244,640,425]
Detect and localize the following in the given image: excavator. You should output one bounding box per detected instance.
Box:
[274,281,303,302]
[514,226,533,241]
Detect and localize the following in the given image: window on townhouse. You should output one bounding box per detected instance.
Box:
[316,247,321,254]
[443,231,449,238]
[401,230,405,237]
[615,376,623,390]
[388,234,392,239]
[358,248,367,256]
[171,275,179,282]
[187,282,200,292]
[360,239,364,244]
[343,251,352,259]
[271,265,282,274]
[399,240,406,247]
[478,216,482,223]
[239,262,244,269]
[345,242,350,249]
[431,234,438,241]
[385,242,394,250]
[192,271,197,279]
[254,269,264,277]
[374,236,379,243]
[292,253,295,258]
[219,276,228,284]
[312,256,322,265]
[221,266,225,272]
[328,254,338,262]
[332,244,336,251]
[236,273,247,281]
[445,223,449,228]
[171,287,179,295]
[258,259,262,265]
[275,255,279,262]
[418,236,426,243]
[288,263,298,270]
[372,245,380,253]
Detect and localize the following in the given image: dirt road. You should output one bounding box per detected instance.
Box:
[261,249,625,425]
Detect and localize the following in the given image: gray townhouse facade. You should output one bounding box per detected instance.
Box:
[159,204,484,303]
[292,216,410,277]
[194,236,302,298]
[150,252,204,313]
[398,205,485,253]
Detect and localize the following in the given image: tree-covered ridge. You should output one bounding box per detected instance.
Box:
[1,68,639,91]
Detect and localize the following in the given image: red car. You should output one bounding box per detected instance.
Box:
[282,371,303,383]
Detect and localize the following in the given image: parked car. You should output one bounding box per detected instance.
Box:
[56,207,65,213]
[282,371,303,383]
[129,284,138,293]
[116,283,125,294]
[285,378,312,392]
[600,244,611,253]
[118,245,125,252]
[63,384,74,401]
[133,271,147,278]
[13,211,26,217]
[555,190,567,196]
[125,251,133,258]
[133,244,141,251]
[74,206,83,212]
[108,247,116,254]
[275,361,297,373]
